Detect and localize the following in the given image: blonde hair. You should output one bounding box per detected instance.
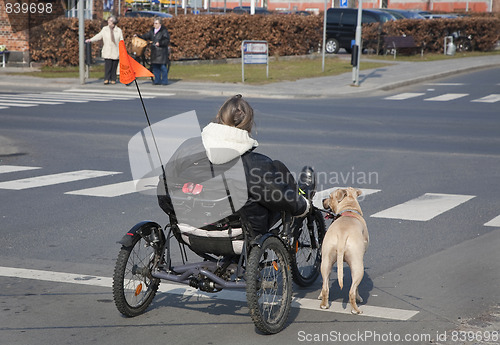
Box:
[215,95,254,133]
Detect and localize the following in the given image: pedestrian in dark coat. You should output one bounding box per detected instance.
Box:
[138,17,170,85]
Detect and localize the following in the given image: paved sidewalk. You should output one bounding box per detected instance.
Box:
[0,55,499,98]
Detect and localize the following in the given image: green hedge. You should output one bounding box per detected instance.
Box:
[30,15,323,66]
[363,17,500,53]
[29,14,499,66]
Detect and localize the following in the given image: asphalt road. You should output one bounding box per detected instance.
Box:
[0,68,499,345]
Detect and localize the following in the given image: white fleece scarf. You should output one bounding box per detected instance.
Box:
[201,123,258,164]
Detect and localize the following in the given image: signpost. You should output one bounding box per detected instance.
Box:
[340,0,348,8]
[352,0,362,86]
[241,40,268,83]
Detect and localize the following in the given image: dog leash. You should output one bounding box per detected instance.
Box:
[318,208,339,221]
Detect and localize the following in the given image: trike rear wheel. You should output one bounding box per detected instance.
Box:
[246,236,292,334]
[112,235,160,317]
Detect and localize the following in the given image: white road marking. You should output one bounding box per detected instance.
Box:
[0,170,121,190]
[0,97,64,105]
[384,93,425,100]
[426,83,465,86]
[42,92,133,102]
[65,177,158,197]
[65,88,173,97]
[15,94,89,103]
[471,94,500,103]
[313,187,381,209]
[0,266,419,321]
[0,102,36,107]
[484,215,500,227]
[50,92,140,100]
[424,93,468,101]
[370,193,475,221]
[0,165,41,174]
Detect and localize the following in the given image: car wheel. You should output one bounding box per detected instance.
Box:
[325,38,340,54]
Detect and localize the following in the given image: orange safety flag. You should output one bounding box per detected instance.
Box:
[119,40,153,84]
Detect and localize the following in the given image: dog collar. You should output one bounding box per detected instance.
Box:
[339,209,362,218]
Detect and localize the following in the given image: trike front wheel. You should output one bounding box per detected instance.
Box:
[290,210,326,287]
[112,234,160,317]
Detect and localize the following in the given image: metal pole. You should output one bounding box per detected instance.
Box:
[242,42,245,83]
[322,0,327,72]
[266,42,268,79]
[78,0,85,85]
[352,0,362,86]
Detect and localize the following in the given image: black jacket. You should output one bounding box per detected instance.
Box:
[157,135,307,234]
[139,26,170,65]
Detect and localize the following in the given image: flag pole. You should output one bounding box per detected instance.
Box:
[120,40,168,196]
[133,79,167,185]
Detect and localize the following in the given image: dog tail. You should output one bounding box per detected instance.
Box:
[337,235,348,290]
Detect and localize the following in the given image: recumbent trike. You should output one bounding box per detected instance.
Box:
[111,113,325,334]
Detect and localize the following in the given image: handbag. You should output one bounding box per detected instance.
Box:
[131,36,148,57]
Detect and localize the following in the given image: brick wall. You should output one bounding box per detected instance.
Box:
[210,0,498,12]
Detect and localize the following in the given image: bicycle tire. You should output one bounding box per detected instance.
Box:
[246,236,292,334]
[112,234,160,317]
[290,210,326,287]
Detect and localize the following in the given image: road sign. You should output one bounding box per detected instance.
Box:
[241,40,269,82]
[340,0,348,8]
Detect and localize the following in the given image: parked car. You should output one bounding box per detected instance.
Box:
[124,10,173,18]
[376,8,425,19]
[422,13,458,19]
[325,8,394,54]
[232,6,271,15]
[276,10,311,16]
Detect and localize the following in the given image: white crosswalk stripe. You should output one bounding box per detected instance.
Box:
[384,93,425,100]
[471,94,500,103]
[0,165,41,174]
[64,88,175,98]
[484,215,500,227]
[0,97,64,105]
[385,92,499,103]
[424,93,469,101]
[0,101,37,107]
[426,83,465,86]
[313,187,381,209]
[0,90,157,110]
[65,177,157,197]
[0,170,121,190]
[370,193,475,221]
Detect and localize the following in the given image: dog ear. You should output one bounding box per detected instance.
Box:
[322,197,330,210]
[334,189,346,202]
[355,188,363,198]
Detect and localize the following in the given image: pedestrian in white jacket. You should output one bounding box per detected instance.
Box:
[86,16,124,84]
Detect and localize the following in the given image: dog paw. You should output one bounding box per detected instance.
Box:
[320,304,330,309]
[351,309,362,315]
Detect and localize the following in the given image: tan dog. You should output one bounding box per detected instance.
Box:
[319,187,369,314]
